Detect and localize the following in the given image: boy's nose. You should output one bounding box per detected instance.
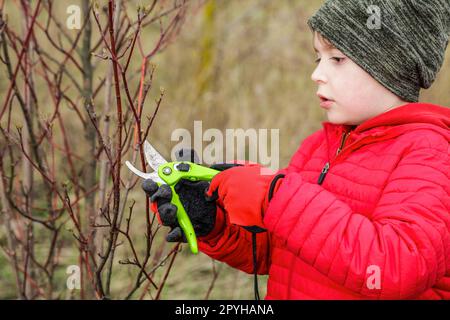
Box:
[311,64,327,84]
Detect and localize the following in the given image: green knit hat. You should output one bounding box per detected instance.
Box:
[308,0,450,102]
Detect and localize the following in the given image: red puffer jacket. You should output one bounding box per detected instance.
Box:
[198,102,450,299]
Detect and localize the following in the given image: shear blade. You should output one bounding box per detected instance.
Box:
[125,161,164,184]
[144,140,168,172]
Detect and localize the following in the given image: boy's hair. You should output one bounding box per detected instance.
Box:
[312,31,335,51]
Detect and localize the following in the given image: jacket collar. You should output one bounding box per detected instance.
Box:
[323,102,450,140]
[321,102,450,161]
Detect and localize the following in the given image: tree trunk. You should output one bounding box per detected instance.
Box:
[81,0,97,297]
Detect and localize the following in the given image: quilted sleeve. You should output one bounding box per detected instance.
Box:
[263,141,450,299]
[197,206,272,275]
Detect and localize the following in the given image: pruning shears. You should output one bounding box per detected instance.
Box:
[125,141,220,254]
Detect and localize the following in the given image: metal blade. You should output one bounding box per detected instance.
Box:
[125,161,164,184]
[144,140,168,172]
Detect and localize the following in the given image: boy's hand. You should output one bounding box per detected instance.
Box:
[141,147,279,241]
[142,179,217,242]
[141,148,240,242]
[206,164,278,228]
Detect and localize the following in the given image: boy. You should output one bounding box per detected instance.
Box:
[143,0,450,299]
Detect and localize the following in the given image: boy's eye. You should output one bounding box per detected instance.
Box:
[314,57,345,64]
[331,57,345,63]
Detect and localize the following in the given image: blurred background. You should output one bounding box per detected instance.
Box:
[0,0,449,300]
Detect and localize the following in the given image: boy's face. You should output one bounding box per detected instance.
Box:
[311,33,408,125]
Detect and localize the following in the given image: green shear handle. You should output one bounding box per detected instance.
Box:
[157,162,220,254]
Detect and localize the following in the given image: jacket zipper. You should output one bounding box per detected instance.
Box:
[317,130,350,185]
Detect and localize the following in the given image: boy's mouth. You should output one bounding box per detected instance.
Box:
[317,93,334,109]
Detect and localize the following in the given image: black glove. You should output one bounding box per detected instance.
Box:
[142,148,239,242]
[142,178,217,242]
